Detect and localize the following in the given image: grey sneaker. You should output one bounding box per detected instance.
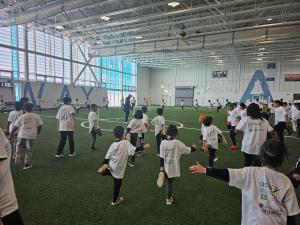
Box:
[128,163,135,167]
[166,197,173,206]
[23,163,33,170]
[55,154,66,158]
[111,197,124,206]
[68,153,77,157]
[214,157,218,162]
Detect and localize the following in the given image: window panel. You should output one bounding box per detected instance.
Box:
[0,27,11,46]
[18,25,24,49]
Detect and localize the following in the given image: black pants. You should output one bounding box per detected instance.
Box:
[125,110,130,122]
[1,210,24,225]
[230,126,237,146]
[208,148,216,167]
[217,106,221,112]
[156,134,166,154]
[181,106,184,110]
[165,173,174,199]
[130,133,138,163]
[131,103,135,111]
[57,131,74,154]
[244,152,261,167]
[274,122,286,143]
[296,119,300,137]
[90,129,97,149]
[113,177,123,202]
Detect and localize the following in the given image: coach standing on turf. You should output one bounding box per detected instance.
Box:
[124,94,132,122]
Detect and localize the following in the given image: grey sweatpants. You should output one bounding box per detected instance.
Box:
[15,138,35,165]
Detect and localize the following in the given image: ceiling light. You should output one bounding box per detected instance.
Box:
[55,25,64,30]
[217,60,223,63]
[257,58,263,61]
[259,47,265,51]
[135,36,143,39]
[96,41,103,44]
[100,16,110,21]
[267,18,272,21]
[258,53,263,57]
[296,59,300,61]
[168,2,180,7]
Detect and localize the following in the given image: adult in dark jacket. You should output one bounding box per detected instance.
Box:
[124,94,132,122]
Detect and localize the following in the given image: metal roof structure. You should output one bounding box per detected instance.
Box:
[0,0,300,68]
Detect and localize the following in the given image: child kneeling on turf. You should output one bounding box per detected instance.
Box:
[202,116,227,167]
[189,140,300,225]
[11,103,43,170]
[158,125,196,205]
[97,126,150,206]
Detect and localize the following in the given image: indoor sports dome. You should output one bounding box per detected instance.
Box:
[0,1,300,225]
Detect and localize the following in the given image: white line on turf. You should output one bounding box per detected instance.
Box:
[40,115,299,138]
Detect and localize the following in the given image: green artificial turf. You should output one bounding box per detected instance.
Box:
[0,106,299,225]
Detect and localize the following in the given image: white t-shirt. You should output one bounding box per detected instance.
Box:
[7,110,23,133]
[88,111,99,133]
[56,105,75,131]
[240,109,247,119]
[202,125,222,150]
[181,101,184,106]
[0,128,18,218]
[291,105,299,121]
[151,115,166,136]
[274,107,287,125]
[131,98,136,104]
[105,140,136,179]
[127,118,144,134]
[236,117,273,155]
[142,113,149,133]
[160,139,191,178]
[285,106,292,119]
[228,167,300,225]
[15,113,43,140]
[228,109,240,126]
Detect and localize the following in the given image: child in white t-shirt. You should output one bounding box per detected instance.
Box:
[159,125,196,205]
[0,128,24,225]
[190,139,300,225]
[180,99,184,110]
[272,100,289,143]
[138,106,149,156]
[6,102,23,158]
[202,116,227,167]
[236,103,278,167]
[88,104,101,151]
[239,103,247,119]
[97,126,150,206]
[151,108,166,156]
[227,103,240,150]
[11,103,43,170]
[55,96,76,158]
[126,110,144,167]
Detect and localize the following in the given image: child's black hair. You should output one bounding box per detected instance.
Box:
[157,108,164,115]
[166,125,178,137]
[283,102,288,107]
[274,100,283,106]
[260,140,288,168]
[134,110,143,119]
[240,102,246,109]
[20,97,29,103]
[203,116,213,127]
[113,126,124,139]
[63,96,72,104]
[141,106,147,113]
[14,101,22,111]
[91,104,97,109]
[247,103,261,119]
[261,112,270,121]
[24,102,34,112]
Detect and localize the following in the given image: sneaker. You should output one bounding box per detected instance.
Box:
[23,163,32,170]
[214,157,218,162]
[68,153,77,157]
[55,153,66,158]
[111,197,124,206]
[166,197,173,206]
[157,171,165,188]
[137,151,143,157]
[229,145,239,150]
[128,163,135,167]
